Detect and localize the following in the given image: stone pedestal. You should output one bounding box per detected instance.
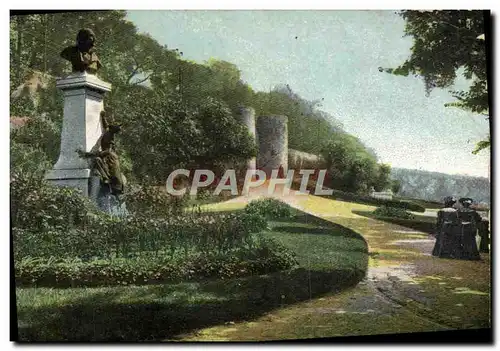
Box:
[45,72,111,196]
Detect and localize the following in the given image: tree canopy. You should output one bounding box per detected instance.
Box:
[320,134,392,193]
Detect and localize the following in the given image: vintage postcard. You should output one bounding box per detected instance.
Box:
[10,9,491,343]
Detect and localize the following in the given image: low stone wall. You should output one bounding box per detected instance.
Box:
[288,149,326,170]
[371,191,394,200]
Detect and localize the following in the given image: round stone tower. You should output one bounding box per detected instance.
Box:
[238,106,257,171]
[256,115,288,177]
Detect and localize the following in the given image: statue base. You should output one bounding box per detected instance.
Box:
[96,184,128,217]
[45,72,111,199]
[45,168,91,196]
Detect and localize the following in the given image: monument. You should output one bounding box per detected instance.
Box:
[46,29,126,216]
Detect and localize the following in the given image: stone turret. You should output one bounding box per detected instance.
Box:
[256,115,288,177]
[238,106,257,172]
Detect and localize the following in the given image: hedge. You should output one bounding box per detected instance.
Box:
[15,237,298,288]
[320,189,426,212]
[245,198,295,219]
[12,174,300,288]
[353,210,436,235]
[373,205,415,220]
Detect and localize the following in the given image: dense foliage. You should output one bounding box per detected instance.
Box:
[11,174,297,287]
[11,172,99,235]
[373,205,415,220]
[10,117,61,177]
[15,236,297,288]
[245,198,295,220]
[116,92,256,183]
[320,134,392,194]
[391,179,402,194]
[323,188,426,213]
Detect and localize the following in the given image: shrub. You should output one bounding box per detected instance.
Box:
[13,183,270,261]
[10,171,99,232]
[11,116,61,164]
[320,189,426,212]
[14,212,253,261]
[245,198,294,219]
[373,205,415,220]
[123,184,189,218]
[117,93,256,184]
[11,171,296,287]
[15,237,298,288]
[194,188,236,204]
[10,141,52,179]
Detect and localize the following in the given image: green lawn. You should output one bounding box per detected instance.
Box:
[266,213,368,272]
[15,210,368,342]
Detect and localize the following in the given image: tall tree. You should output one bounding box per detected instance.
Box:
[373,163,392,192]
[321,133,382,193]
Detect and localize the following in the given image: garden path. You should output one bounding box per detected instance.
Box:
[184,184,491,340]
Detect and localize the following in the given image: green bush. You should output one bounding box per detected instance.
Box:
[14,210,270,261]
[15,237,298,288]
[11,116,61,164]
[10,171,99,232]
[11,173,272,260]
[373,205,415,220]
[117,93,256,184]
[245,198,295,219]
[123,184,189,218]
[10,141,52,178]
[322,189,426,212]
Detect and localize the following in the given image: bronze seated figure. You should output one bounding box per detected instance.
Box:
[77,110,125,196]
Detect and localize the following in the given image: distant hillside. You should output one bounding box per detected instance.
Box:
[391,168,490,205]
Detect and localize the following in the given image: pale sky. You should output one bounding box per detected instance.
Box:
[126,10,491,178]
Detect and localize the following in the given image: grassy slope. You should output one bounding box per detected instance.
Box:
[15,210,367,342]
[266,213,368,272]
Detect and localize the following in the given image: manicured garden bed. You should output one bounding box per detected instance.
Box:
[16,203,368,341]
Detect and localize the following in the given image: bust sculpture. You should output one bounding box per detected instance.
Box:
[61,28,102,74]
